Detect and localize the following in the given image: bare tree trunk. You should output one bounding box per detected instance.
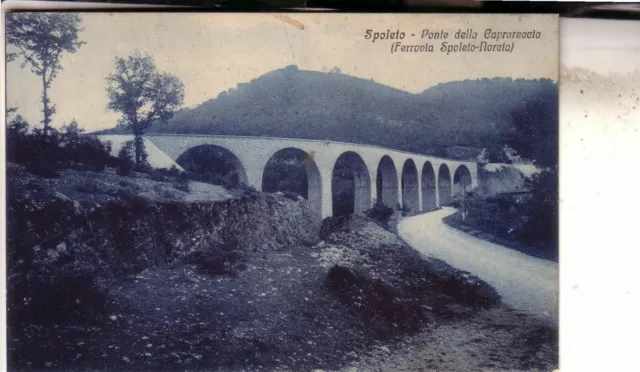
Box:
[42,73,50,137]
[134,132,144,169]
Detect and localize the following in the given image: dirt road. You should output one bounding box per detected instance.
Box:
[398,207,558,327]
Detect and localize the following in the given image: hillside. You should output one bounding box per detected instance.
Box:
[7,163,525,372]
[97,65,558,159]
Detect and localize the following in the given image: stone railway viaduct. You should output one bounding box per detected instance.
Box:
[123,134,478,219]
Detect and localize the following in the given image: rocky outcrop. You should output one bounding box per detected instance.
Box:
[318,214,500,337]
[6,164,320,325]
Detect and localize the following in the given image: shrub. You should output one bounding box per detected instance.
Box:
[117,141,135,175]
[6,115,119,176]
[59,120,84,147]
[365,201,395,226]
[461,171,558,255]
[518,169,558,248]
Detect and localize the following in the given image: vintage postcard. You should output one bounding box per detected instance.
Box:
[5,12,558,371]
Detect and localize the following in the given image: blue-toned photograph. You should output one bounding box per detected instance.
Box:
[5,13,559,372]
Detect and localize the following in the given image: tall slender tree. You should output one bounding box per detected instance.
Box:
[106,51,184,167]
[6,13,85,136]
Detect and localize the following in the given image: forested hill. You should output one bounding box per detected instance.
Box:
[97,65,557,160]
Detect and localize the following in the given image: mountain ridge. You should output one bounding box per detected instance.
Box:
[95,65,558,161]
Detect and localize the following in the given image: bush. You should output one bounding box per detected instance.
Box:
[518,169,558,248]
[116,141,135,175]
[460,169,558,255]
[365,201,395,226]
[6,115,120,176]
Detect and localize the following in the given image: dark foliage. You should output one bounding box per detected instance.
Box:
[6,115,119,177]
[503,84,559,168]
[495,82,558,251]
[459,169,558,256]
[365,201,395,226]
[106,51,184,167]
[461,193,528,238]
[519,168,558,247]
[116,140,152,175]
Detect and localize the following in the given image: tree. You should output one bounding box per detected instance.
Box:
[503,83,559,252]
[105,51,184,167]
[6,13,85,136]
[60,119,85,147]
[503,83,559,168]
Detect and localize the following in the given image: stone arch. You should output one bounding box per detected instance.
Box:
[438,164,452,206]
[261,148,323,217]
[332,151,371,216]
[401,159,419,213]
[421,161,437,211]
[453,165,473,199]
[376,155,399,208]
[176,144,248,187]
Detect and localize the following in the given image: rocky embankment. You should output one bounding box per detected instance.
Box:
[7,163,508,372]
[6,163,320,325]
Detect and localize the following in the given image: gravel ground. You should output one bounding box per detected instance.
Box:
[344,306,557,372]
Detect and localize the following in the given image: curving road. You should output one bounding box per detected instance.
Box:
[398,207,558,327]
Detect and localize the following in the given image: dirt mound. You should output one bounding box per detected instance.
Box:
[319,214,501,335]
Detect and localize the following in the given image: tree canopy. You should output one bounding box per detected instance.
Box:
[106,51,184,166]
[504,84,559,168]
[6,13,85,134]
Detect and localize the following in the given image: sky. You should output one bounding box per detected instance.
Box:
[6,13,559,132]
[560,18,640,126]
[561,17,640,74]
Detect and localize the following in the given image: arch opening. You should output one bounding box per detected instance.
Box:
[262,148,322,217]
[438,164,452,206]
[332,152,371,216]
[376,155,399,208]
[401,159,420,213]
[453,165,473,200]
[176,145,247,188]
[421,162,437,211]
